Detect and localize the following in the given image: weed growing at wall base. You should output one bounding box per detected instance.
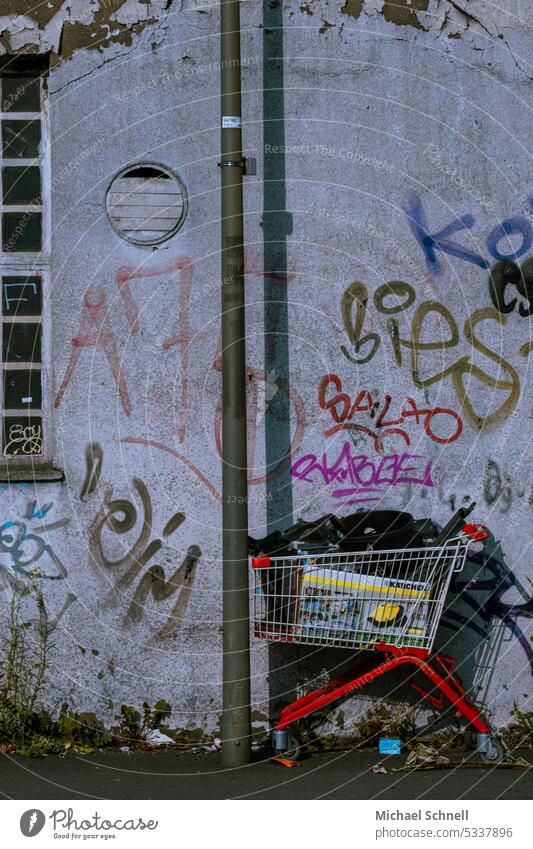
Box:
[0,579,180,756]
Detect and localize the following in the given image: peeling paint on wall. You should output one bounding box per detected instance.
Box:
[58,17,156,63]
[319,0,533,49]
[325,0,430,31]
[0,0,165,60]
[340,0,364,21]
[0,0,529,63]
[382,0,428,30]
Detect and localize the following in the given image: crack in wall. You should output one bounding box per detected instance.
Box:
[0,1,530,82]
[439,0,496,39]
[435,1,533,79]
[315,1,533,80]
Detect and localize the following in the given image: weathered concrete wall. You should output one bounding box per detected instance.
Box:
[0,1,531,739]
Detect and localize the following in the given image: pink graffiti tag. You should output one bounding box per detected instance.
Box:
[291,442,434,506]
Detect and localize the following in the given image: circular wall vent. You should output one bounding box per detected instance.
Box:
[106,162,187,246]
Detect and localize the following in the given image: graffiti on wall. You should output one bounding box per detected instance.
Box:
[339,279,522,430]
[444,547,533,676]
[290,371,458,503]
[54,253,304,516]
[85,445,201,637]
[483,459,533,514]
[54,286,132,416]
[0,500,76,632]
[212,351,306,486]
[116,257,204,443]
[404,193,533,277]
[80,441,104,502]
[291,442,434,506]
[317,374,463,451]
[3,423,44,456]
[291,196,532,506]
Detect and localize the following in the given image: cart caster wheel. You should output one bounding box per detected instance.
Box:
[480,737,505,765]
[282,726,303,761]
[463,727,477,751]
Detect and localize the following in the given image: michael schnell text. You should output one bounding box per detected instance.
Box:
[376,810,469,821]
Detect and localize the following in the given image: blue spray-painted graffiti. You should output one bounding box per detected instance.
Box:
[487,219,533,262]
[443,549,533,674]
[0,502,76,631]
[404,194,533,276]
[24,500,53,520]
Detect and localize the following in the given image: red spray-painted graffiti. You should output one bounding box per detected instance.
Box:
[318,374,463,453]
[57,252,294,438]
[54,287,132,415]
[116,257,208,443]
[120,436,221,503]
[212,340,306,486]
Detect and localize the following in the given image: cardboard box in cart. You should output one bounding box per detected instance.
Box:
[294,566,431,647]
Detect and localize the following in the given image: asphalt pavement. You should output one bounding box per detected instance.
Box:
[1,748,533,800]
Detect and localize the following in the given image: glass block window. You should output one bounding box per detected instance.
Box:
[0,64,49,467]
[1,75,43,255]
[1,275,43,456]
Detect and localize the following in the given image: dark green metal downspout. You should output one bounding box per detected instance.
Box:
[263,0,294,533]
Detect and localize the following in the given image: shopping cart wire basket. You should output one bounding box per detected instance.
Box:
[251,521,505,764]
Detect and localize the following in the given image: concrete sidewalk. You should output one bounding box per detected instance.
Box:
[1,749,533,800]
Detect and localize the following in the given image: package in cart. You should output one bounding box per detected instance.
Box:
[294,566,431,646]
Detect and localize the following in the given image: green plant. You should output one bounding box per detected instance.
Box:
[0,578,117,756]
[0,581,177,756]
[116,700,172,744]
[0,576,55,755]
[356,701,420,744]
[57,705,114,750]
[2,575,49,711]
[502,704,533,748]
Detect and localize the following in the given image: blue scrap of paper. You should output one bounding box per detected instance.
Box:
[379,738,401,755]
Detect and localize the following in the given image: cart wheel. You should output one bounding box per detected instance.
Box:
[480,737,505,765]
[463,727,477,751]
[282,726,303,760]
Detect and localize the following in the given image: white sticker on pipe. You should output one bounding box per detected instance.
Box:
[222,116,242,129]
[22,397,32,403]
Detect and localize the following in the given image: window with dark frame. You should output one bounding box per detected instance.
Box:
[0,60,48,464]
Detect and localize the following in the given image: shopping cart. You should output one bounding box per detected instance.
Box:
[251,520,505,763]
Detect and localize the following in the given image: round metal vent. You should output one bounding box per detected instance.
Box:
[106,162,187,246]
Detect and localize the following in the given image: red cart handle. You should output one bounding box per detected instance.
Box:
[462,523,490,542]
